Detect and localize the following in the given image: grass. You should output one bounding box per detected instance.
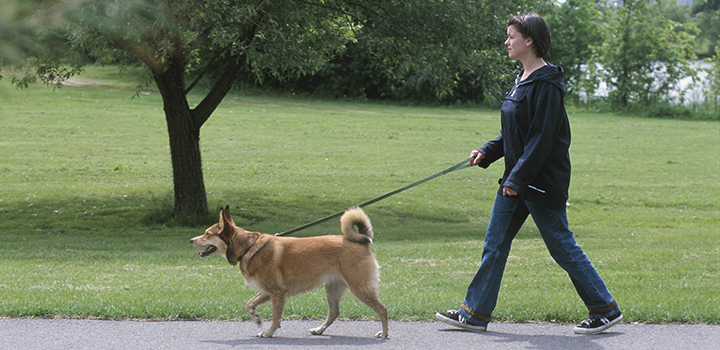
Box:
[0,65,718,325]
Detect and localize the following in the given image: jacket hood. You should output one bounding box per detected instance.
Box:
[516,63,566,96]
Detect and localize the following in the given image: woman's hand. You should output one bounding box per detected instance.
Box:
[503,187,517,196]
[470,149,485,166]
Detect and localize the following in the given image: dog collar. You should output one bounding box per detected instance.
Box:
[218,234,230,247]
[237,245,251,262]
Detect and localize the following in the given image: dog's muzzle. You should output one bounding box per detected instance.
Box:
[191,238,218,258]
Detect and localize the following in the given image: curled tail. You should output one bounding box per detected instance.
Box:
[340,207,374,244]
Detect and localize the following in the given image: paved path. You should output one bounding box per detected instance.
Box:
[1,319,718,350]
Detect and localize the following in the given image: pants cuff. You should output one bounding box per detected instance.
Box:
[588,300,619,318]
[460,303,492,323]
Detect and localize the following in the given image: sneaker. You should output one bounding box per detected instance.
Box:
[573,312,623,334]
[436,310,487,332]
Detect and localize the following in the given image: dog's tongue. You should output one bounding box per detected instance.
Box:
[199,246,216,257]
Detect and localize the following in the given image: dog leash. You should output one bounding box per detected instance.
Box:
[275,157,474,236]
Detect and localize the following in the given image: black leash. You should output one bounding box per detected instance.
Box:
[275,157,474,236]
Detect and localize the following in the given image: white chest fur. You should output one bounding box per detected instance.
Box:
[243,277,263,292]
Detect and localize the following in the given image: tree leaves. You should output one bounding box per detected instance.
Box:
[582,0,698,107]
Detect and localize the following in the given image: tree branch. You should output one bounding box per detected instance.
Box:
[296,0,388,25]
[191,55,243,127]
[185,26,213,52]
[191,24,258,127]
[121,39,166,74]
[184,44,230,95]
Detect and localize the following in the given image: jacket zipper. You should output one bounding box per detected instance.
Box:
[528,185,546,193]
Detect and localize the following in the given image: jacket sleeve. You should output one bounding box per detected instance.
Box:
[503,82,564,194]
[477,134,504,168]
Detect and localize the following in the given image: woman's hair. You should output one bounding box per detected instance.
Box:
[508,13,551,58]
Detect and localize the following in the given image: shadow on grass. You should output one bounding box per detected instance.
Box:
[0,186,537,243]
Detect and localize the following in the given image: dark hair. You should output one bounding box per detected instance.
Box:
[508,13,551,58]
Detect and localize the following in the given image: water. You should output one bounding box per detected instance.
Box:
[583,60,715,106]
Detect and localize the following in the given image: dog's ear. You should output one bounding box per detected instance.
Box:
[221,205,235,227]
[217,208,225,230]
[220,205,244,266]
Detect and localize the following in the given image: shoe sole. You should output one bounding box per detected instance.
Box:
[435,312,487,332]
[573,314,623,335]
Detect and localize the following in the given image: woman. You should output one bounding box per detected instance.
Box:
[435,13,622,335]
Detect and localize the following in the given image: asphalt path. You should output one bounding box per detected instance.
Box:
[1,318,718,350]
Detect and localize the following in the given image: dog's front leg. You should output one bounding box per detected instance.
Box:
[258,295,285,338]
[247,292,271,325]
[310,280,347,336]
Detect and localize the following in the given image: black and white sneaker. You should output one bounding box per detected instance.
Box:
[436,310,487,332]
[573,312,623,334]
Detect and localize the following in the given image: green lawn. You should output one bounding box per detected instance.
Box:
[1,66,718,324]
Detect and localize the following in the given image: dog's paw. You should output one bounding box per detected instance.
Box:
[375,331,389,339]
[309,327,325,336]
[248,311,262,325]
[248,313,262,326]
[257,331,273,338]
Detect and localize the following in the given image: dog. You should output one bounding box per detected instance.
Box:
[190,206,389,338]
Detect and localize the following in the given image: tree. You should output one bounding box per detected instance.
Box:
[545,0,604,99]
[0,0,89,86]
[706,44,720,111]
[692,0,720,58]
[5,0,549,217]
[583,0,698,108]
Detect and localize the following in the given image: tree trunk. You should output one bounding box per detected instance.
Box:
[153,60,208,216]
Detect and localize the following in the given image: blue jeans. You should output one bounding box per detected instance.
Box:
[458,194,619,325]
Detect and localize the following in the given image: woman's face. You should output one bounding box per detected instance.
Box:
[505,25,533,61]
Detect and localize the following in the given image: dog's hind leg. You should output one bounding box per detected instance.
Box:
[346,279,389,338]
[353,291,388,338]
[310,278,348,335]
[246,292,271,325]
[258,294,285,338]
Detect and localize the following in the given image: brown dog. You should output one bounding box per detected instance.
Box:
[190,206,388,338]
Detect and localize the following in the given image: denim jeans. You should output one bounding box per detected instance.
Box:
[458,193,619,326]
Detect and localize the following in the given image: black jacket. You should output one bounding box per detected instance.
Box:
[477,64,571,208]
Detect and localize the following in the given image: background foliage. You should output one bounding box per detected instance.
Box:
[230,0,718,119]
[1,0,718,114]
[581,0,697,108]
